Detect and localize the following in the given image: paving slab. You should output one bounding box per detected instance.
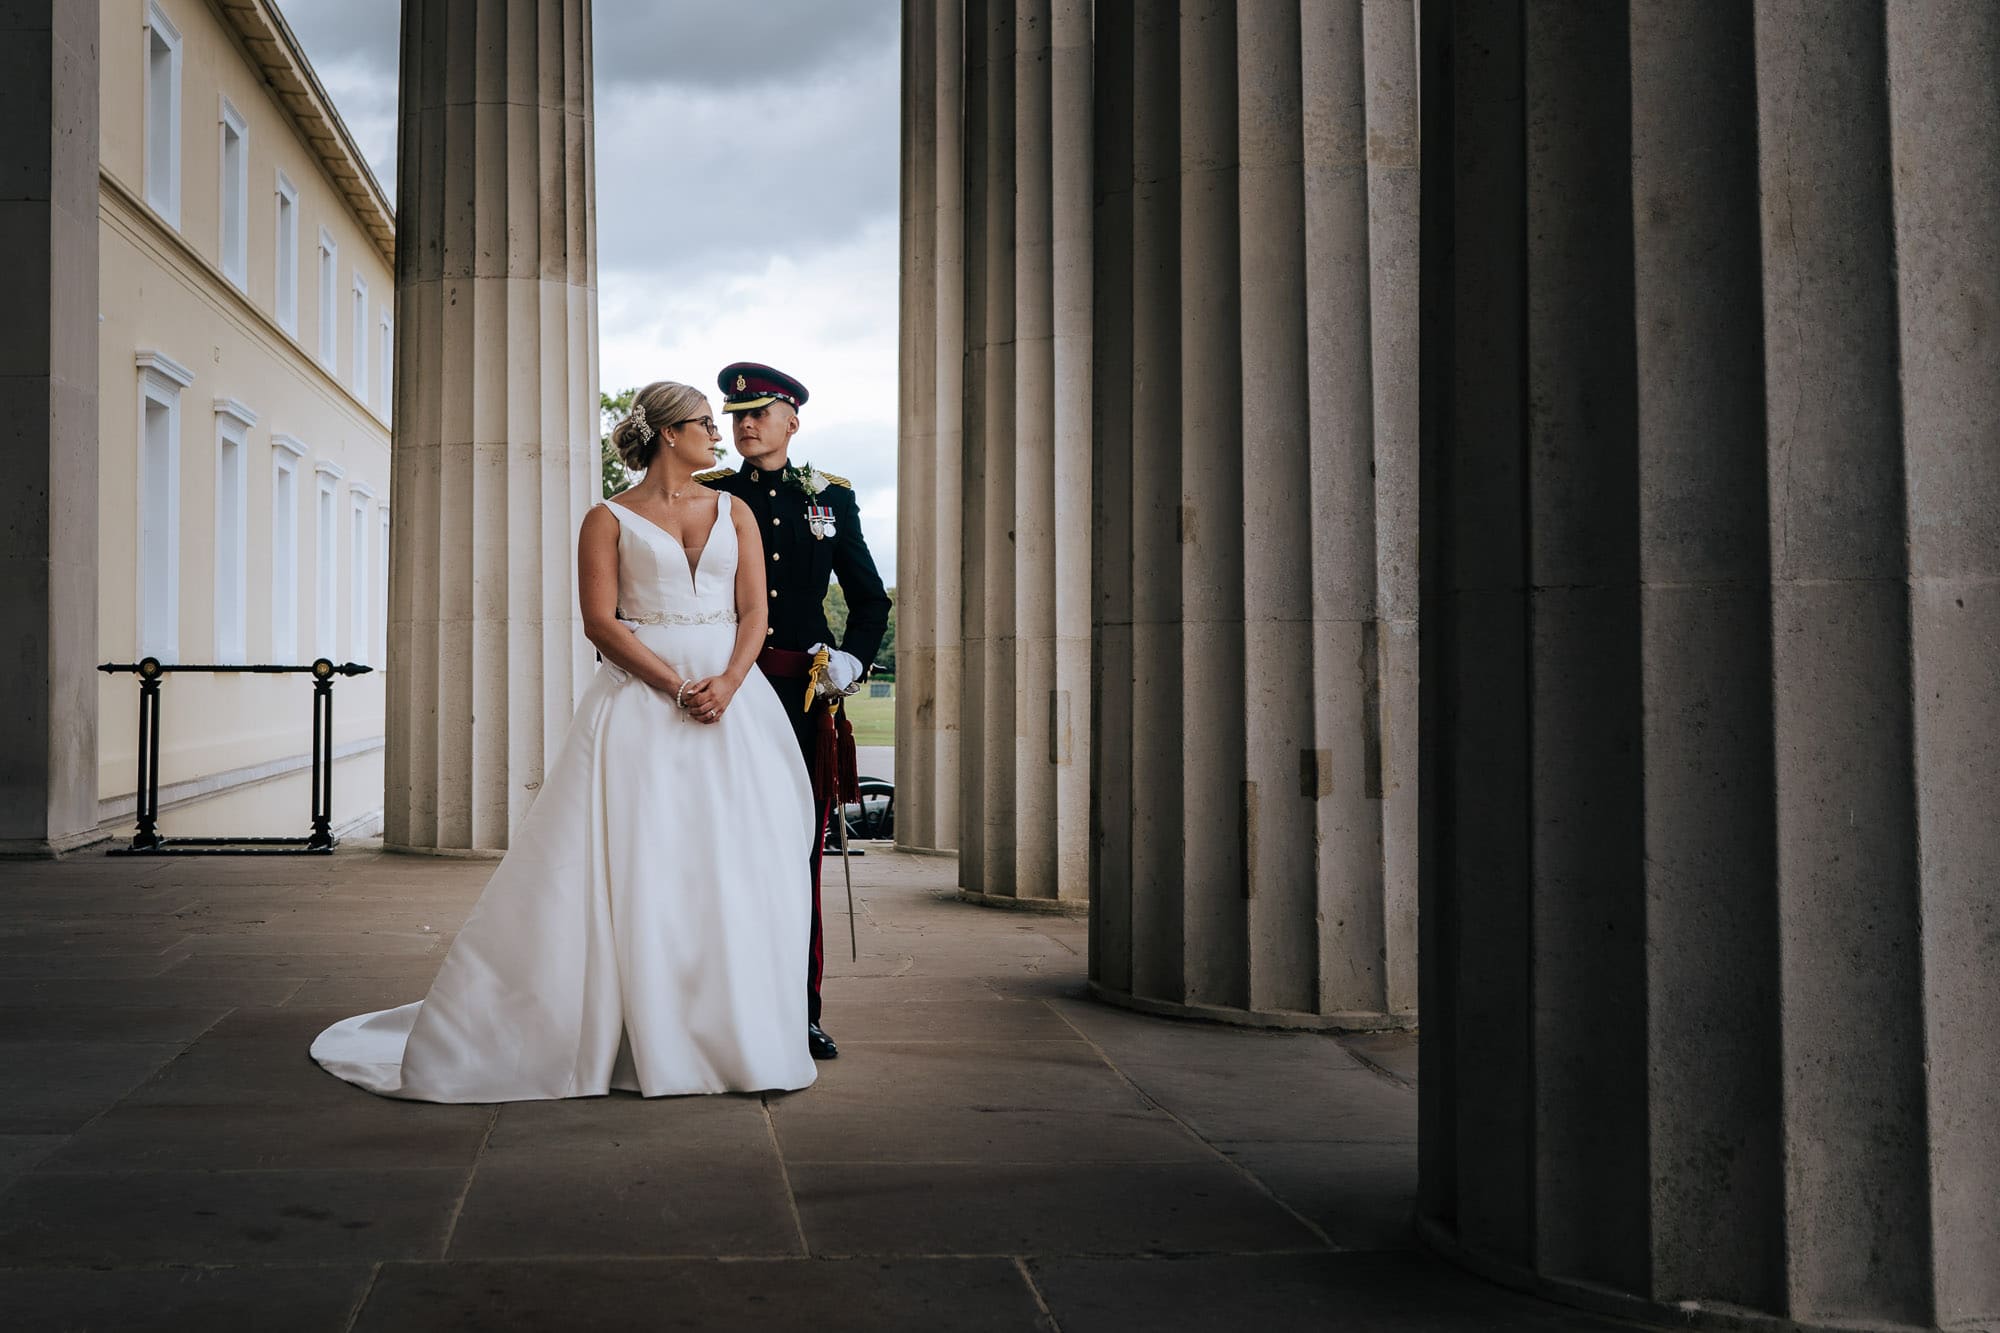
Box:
[0,1167,467,1264]
[830,997,1080,1043]
[0,976,307,1009]
[0,1003,227,1044]
[789,1161,1325,1256]
[479,1089,772,1163]
[1030,1252,1643,1331]
[1216,1138,1422,1250]
[0,1040,187,1132]
[0,1264,375,1333]
[353,1257,1049,1333]
[447,1154,803,1259]
[45,1097,496,1171]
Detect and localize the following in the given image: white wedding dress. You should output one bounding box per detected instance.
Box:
[311,493,819,1101]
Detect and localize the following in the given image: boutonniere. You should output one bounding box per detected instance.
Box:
[783,462,832,498]
[786,462,839,540]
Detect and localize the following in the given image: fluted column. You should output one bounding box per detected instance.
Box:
[896,0,940,851]
[0,1,98,856]
[386,0,598,851]
[1418,2,1999,1327]
[900,1,1090,900]
[1087,0,1420,1027]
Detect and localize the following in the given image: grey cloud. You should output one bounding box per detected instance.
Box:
[594,0,898,91]
[593,53,898,282]
[277,0,899,238]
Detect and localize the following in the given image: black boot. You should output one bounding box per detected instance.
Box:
[807,1022,839,1060]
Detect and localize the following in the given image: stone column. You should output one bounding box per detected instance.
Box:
[903,1,1089,899]
[895,0,940,851]
[1418,2,1999,1327]
[1086,0,1420,1027]
[0,2,99,857]
[385,0,599,851]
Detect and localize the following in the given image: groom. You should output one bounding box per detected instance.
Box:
[700,362,890,1061]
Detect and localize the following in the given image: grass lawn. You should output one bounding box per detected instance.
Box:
[840,691,896,746]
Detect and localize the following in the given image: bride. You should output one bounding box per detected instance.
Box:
[311,381,819,1101]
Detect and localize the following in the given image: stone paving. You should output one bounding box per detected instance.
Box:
[0,844,1644,1330]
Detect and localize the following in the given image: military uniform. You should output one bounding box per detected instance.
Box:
[701,363,889,1057]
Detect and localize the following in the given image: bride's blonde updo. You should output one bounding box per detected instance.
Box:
[610,380,708,472]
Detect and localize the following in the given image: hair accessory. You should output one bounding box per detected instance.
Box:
[626,402,654,446]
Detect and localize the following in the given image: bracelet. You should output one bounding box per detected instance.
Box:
[675,680,692,709]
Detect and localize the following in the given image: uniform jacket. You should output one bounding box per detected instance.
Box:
[700,462,891,671]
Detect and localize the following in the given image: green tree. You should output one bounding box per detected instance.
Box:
[820,583,896,674]
[599,388,635,498]
[821,582,849,641]
[876,588,896,675]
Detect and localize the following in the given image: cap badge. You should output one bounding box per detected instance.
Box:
[734,374,747,391]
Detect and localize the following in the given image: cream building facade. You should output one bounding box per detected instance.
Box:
[94,0,394,842]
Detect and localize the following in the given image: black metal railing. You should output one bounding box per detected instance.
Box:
[96,657,374,855]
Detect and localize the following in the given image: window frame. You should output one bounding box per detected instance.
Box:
[313,459,346,662]
[378,307,394,419]
[270,433,307,663]
[212,398,257,664]
[217,95,249,288]
[317,227,339,370]
[143,1,184,227]
[135,351,193,662]
[348,481,377,665]
[274,171,300,335]
[351,273,370,402]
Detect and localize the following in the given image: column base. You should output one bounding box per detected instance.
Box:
[958,888,1089,916]
[893,842,960,858]
[1088,980,1415,1033]
[1416,1216,1938,1333]
[381,842,505,861]
[0,827,115,859]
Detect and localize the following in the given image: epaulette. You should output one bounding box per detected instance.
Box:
[693,468,733,483]
[823,472,853,489]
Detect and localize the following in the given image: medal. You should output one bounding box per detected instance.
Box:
[806,503,836,540]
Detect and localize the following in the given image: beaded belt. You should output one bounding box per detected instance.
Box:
[623,609,736,627]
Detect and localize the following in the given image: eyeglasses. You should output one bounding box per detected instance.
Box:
[672,416,720,434]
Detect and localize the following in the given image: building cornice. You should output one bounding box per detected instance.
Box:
[209,0,395,267]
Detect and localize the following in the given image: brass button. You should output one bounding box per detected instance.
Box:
[769,589,777,599]
[768,488,776,497]
[772,517,781,526]
[765,627,774,636]
[771,552,780,561]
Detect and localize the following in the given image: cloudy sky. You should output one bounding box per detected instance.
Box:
[275,0,903,582]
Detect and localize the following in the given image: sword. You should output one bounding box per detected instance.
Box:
[835,699,858,962]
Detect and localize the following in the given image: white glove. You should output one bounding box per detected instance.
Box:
[809,645,865,696]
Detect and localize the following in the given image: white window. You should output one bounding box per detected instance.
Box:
[213,399,256,662]
[348,484,375,664]
[378,505,391,658]
[314,461,345,660]
[135,352,193,661]
[274,172,299,334]
[270,435,306,662]
[377,308,393,418]
[218,97,248,287]
[351,275,369,401]
[317,229,338,368]
[143,3,183,226]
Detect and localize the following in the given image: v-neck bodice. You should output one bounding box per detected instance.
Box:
[600,494,738,620]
